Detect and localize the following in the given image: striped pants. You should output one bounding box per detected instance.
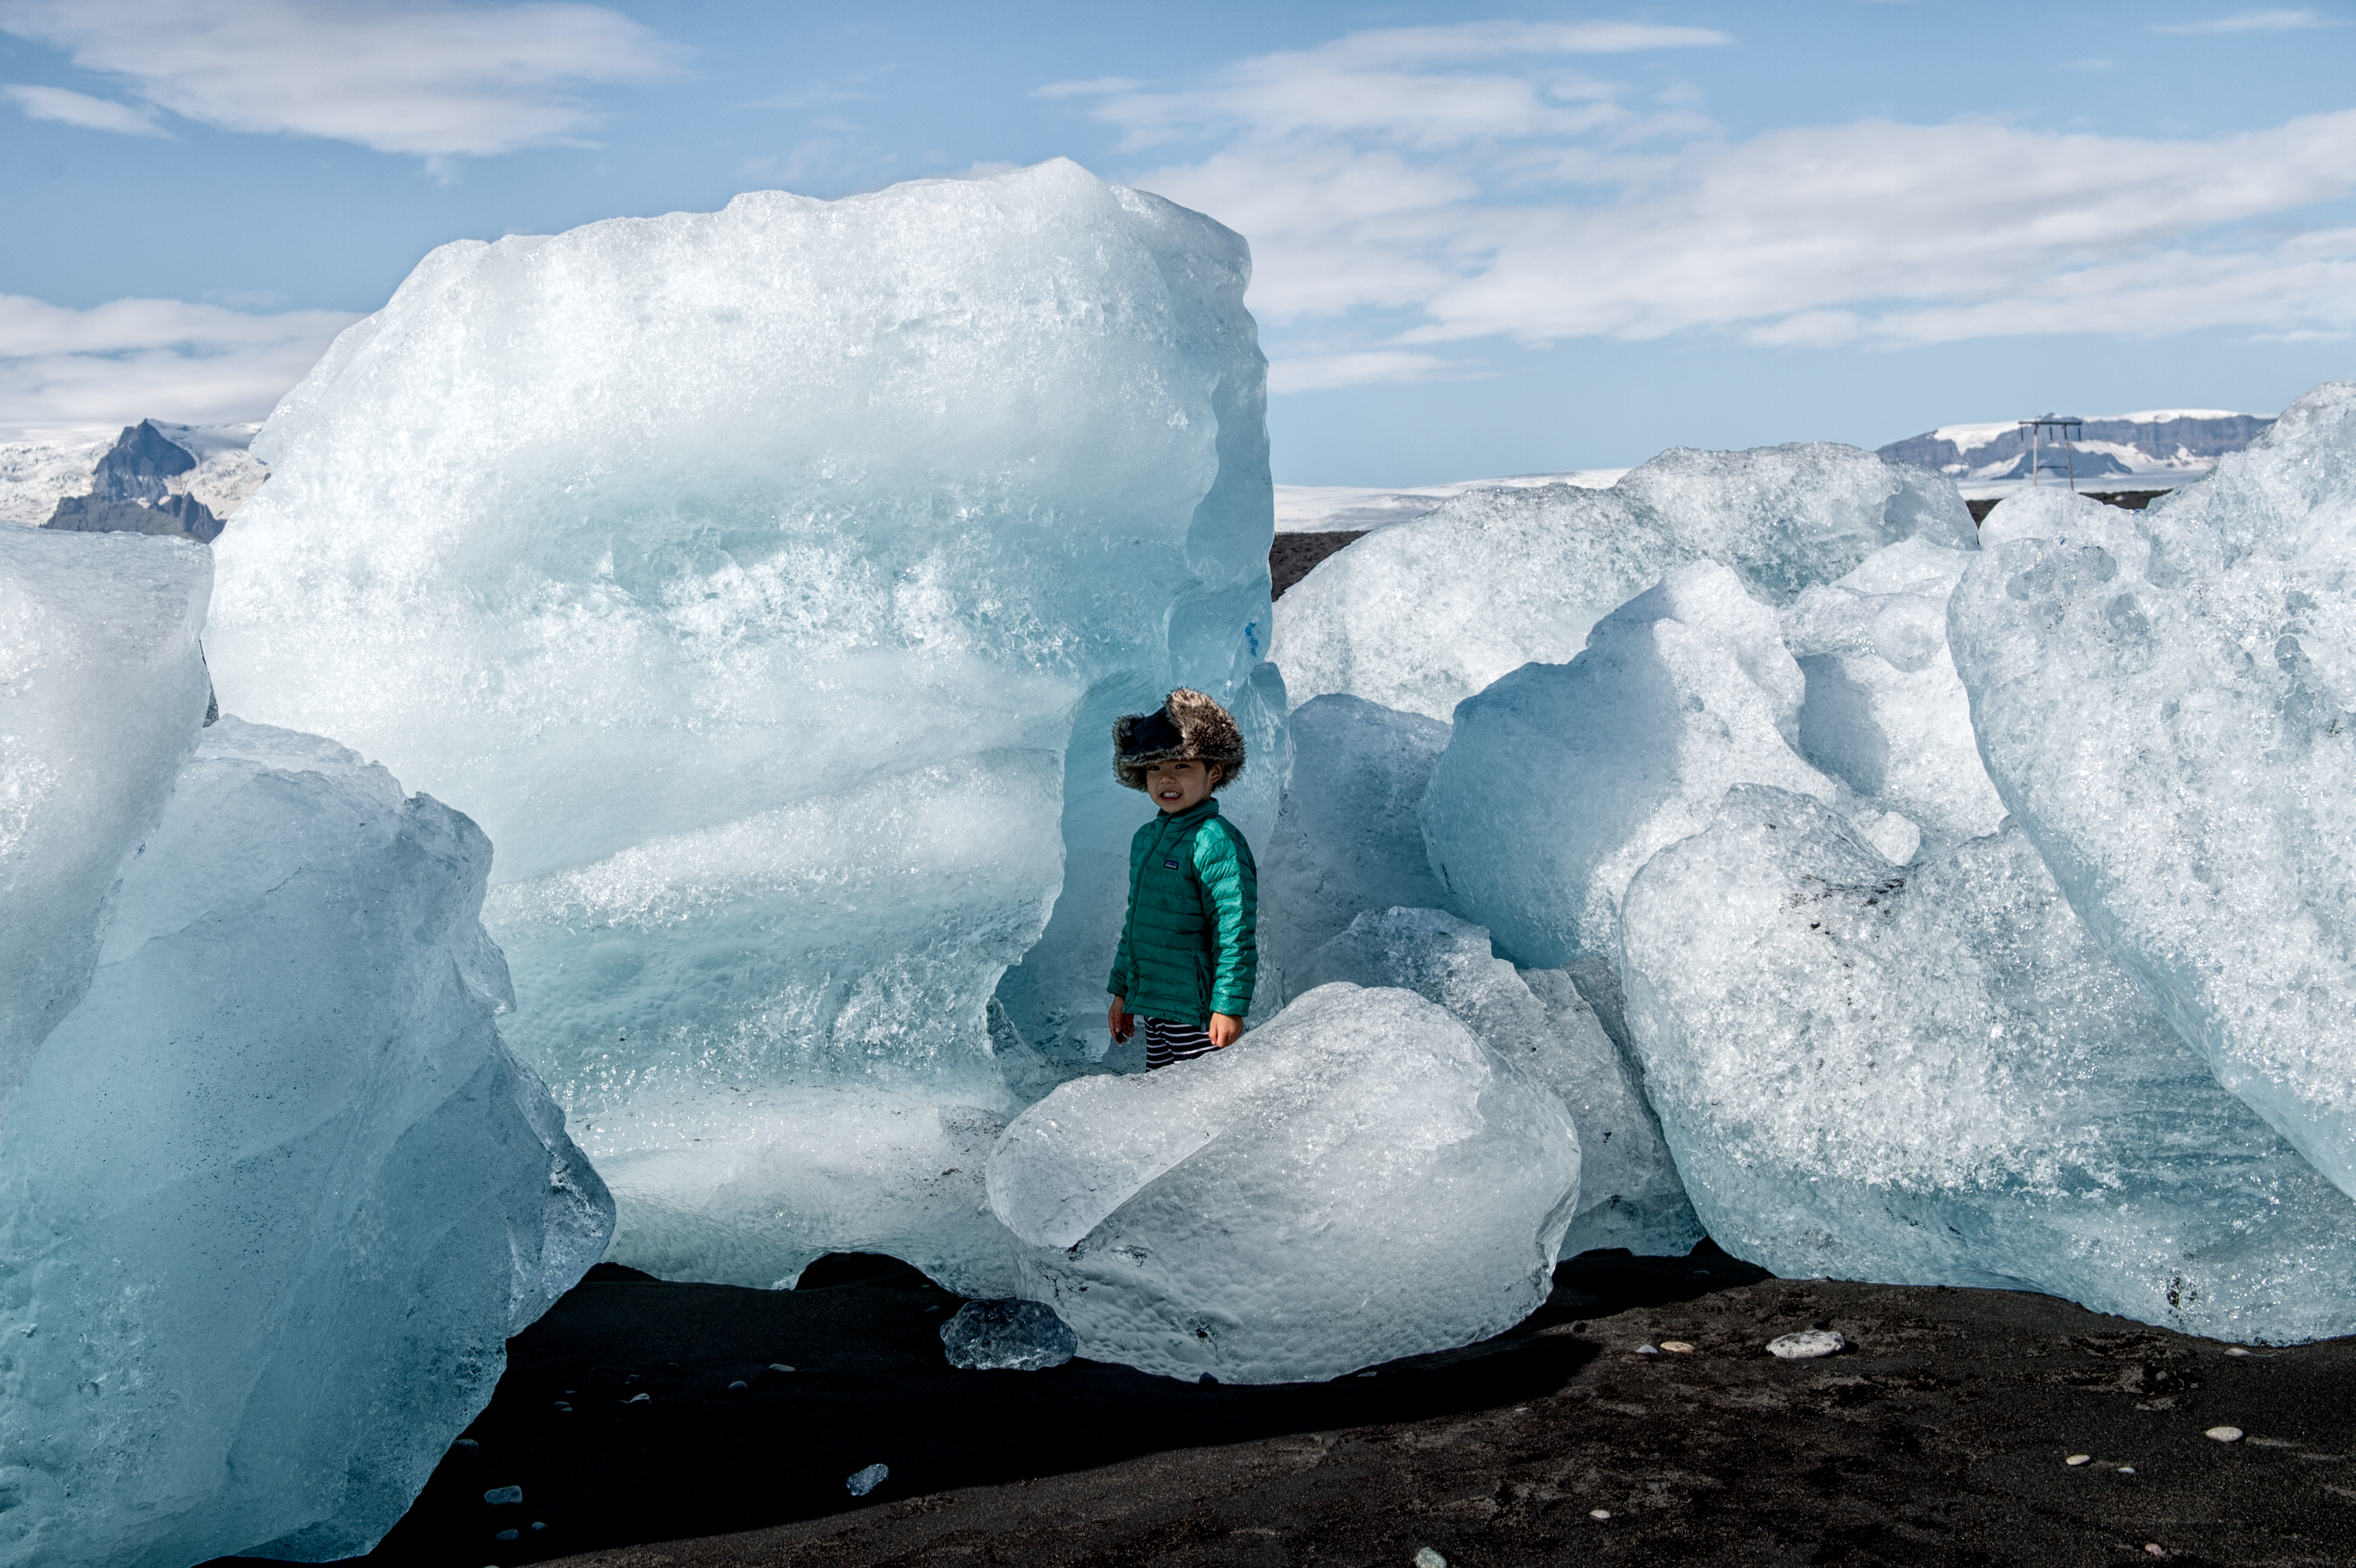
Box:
[1143,1016,1220,1071]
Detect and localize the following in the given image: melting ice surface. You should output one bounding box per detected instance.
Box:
[1275,442,1971,720]
[0,527,210,1102]
[1291,907,1700,1258]
[207,160,1283,1282]
[1951,382,2356,1200]
[1618,789,2356,1344]
[988,984,1580,1383]
[0,720,611,1566]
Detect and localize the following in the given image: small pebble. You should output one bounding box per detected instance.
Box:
[1767,1329,1845,1360]
[1414,1550,1448,1568]
[483,1485,523,1506]
[1589,1509,1612,1521]
[1659,1340,1695,1354]
[450,1438,480,1454]
[728,1380,749,1391]
[2145,1546,2167,1558]
[1634,1344,1659,1356]
[2066,1454,2092,1466]
[622,1392,650,1405]
[769,1363,795,1373]
[2227,1346,2252,1356]
[2206,1425,2244,1442]
[2118,1466,2136,1475]
[531,1521,546,1532]
[494,1529,519,1542]
[846,1463,889,1497]
[552,1401,571,1411]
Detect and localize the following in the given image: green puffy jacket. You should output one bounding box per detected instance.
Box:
[1107,797,1258,1026]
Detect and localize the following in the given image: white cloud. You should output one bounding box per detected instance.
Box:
[0,294,359,442]
[0,0,683,159]
[1268,350,1472,394]
[2,80,166,135]
[1076,20,2356,389]
[2153,8,2340,34]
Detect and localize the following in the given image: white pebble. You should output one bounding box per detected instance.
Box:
[1659,1340,1695,1354]
[1634,1344,1659,1356]
[1767,1329,1845,1360]
[1414,1550,1448,1568]
[1589,1508,1612,1521]
[2119,1466,2136,1475]
[846,1462,889,1497]
[2065,1454,2092,1466]
[2206,1425,2244,1442]
[483,1485,522,1505]
[2226,1346,2252,1356]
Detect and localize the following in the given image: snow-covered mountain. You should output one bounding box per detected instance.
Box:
[1275,468,1629,533]
[1,419,268,536]
[1877,409,2273,490]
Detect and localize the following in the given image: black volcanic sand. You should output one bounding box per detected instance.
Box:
[222,1249,2356,1568]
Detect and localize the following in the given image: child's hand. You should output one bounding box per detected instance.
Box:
[1208,1012,1242,1049]
[1107,999,1134,1042]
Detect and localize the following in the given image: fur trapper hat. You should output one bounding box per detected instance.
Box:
[1113,688,1246,792]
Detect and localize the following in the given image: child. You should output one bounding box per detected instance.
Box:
[1105,689,1258,1070]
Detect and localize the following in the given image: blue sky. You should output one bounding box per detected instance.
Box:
[2,1,2352,483]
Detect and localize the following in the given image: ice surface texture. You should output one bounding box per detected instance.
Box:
[988,983,1580,1383]
[0,527,210,1106]
[1292,907,1700,1258]
[940,1299,1078,1371]
[205,162,1282,1278]
[1950,382,2356,1200]
[1254,694,1451,1010]
[0,719,612,1567]
[1422,560,1837,967]
[1275,443,1971,720]
[1618,788,2356,1344]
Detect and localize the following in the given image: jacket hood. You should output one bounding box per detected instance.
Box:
[1112,687,1246,792]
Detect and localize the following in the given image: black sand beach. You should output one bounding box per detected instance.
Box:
[219,1248,2356,1568]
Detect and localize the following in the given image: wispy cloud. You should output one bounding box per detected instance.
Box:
[0,0,684,162]
[1,80,167,135]
[0,294,359,442]
[2152,8,2341,33]
[1069,19,2356,390]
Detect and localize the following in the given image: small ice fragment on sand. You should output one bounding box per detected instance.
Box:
[727,1380,747,1391]
[483,1487,522,1506]
[1414,1550,1448,1568]
[622,1392,649,1405]
[2066,1454,2092,1466]
[2227,1347,2252,1356]
[1635,1344,1659,1356]
[2119,1466,2136,1475]
[2146,1547,2166,1559]
[1589,1509,1612,1521]
[1767,1330,1845,1359]
[846,1464,889,1497]
[940,1299,1078,1371]
[769,1363,795,1373]
[452,1439,479,1453]
[494,1529,519,1541]
[2206,1426,2245,1442]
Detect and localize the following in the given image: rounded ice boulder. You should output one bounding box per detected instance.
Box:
[986,984,1581,1383]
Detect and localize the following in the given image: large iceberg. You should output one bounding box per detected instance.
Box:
[1618,788,2356,1343]
[205,160,1284,1279]
[1254,693,1450,1009]
[0,718,611,1567]
[988,983,1580,1382]
[1421,560,1838,967]
[0,527,210,1104]
[1292,906,1700,1258]
[1950,382,2356,1200]
[1275,443,1972,719]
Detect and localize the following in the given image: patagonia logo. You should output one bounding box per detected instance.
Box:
[1163,858,1181,869]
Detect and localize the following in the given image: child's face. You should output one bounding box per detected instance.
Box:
[1144,758,1218,814]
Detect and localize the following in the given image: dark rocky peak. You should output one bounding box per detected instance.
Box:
[44,489,223,544]
[93,419,198,503]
